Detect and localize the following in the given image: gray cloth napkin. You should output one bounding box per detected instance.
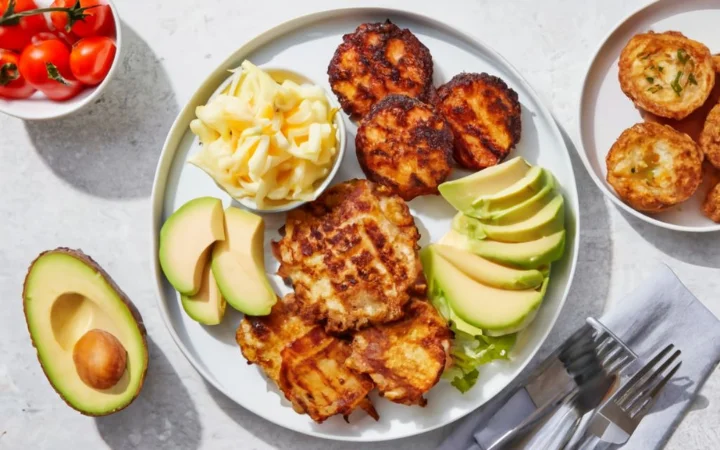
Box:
[439,263,720,450]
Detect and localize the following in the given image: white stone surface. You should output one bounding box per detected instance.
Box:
[0,0,718,448]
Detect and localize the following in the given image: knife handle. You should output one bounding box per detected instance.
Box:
[474,387,574,450]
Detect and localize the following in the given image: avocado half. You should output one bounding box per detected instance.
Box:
[23,248,148,416]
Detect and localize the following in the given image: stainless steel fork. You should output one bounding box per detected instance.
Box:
[570,343,682,449]
[477,319,635,450]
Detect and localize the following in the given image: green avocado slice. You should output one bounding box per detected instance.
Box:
[481,195,565,243]
[181,262,226,325]
[440,229,566,270]
[421,246,547,335]
[23,249,148,416]
[439,157,531,212]
[468,166,546,217]
[211,207,276,316]
[159,197,225,296]
[430,244,544,290]
[480,172,556,225]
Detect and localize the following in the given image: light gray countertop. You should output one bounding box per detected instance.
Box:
[1,0,718,448]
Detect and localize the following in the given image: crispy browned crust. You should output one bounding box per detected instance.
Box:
[236,294,315,384]
[619,31,715,120]
[703,180,720,222]
[713,54,720,73]
[22,248,148,417]
[356,94,454,200]
[272,179,424,333]
[328,20,434,118]
[346,299,451,406]
[699,102,720,169]
[606,122,703,212]
[437,72,522,170]
[278,327,378,423]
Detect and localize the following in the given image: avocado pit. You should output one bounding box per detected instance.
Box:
[73,329,127,390]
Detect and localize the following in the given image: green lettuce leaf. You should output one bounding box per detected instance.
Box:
[425,264,517,393]
[444,327,516,392]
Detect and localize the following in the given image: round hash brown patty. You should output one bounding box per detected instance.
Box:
[327,20,434,118]
[355,94,454,201]
[437,72,522,170]
[272,179,424,333]
[619,31,715,120]
[699,102,720,169]
[606,122,703,212]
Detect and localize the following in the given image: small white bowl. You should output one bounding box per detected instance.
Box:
[196,66,347,214]
[0,0,122,121]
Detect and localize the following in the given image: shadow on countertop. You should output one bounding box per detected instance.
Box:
[95,338,201,450]
[620,210,720,269]
[532,123,613,358]
[25,22,179,200]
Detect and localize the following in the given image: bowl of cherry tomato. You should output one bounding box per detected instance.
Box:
[0,0,121,120]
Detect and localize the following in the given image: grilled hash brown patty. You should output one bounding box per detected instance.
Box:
[437,73,522,170]
[356,95,454,200]
[236,296,378,423]
[272,179,424,333]
[279,327,378,423]
[619,31,715,120]
[346,299,451,406]
[606,122,703,212]
[328,21,434,118]
[236,295,315,384]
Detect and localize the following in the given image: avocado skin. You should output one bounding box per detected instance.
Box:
[22,248,148,416]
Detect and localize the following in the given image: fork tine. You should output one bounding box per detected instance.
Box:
[606,353,633,375]
[596,338,618,361]
[600,343,623,367]
[614,344,674,402]
[622,350,682,412]
[630,361,682,419]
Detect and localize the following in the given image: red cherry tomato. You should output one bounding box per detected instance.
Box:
[69,36,114,85]
[31,30,77,47]
[19,39,83,100]
[50,0,110,38]
[0,49,35,99]
[0,0,50,51]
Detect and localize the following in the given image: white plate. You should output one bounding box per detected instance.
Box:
[150,8,580,442]
[577,0,720,232]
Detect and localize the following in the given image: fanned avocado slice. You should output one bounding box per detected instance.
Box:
[23,249,148,416]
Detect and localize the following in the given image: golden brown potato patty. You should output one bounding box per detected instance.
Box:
[619,31,715,120]
[236,295,314,384]
[346,299,451,406]
[236,295,378,424]
[272,179,424,333]
[278,327,378,423]
[437,72,522,170]
[356,94,454,200]
[328,20,434,118]
[606,122,703,212]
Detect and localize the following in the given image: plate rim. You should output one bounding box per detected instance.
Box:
[575,0,720,233]
[149,6,581,442]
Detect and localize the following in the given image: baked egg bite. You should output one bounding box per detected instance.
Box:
[703,182,720,222]
[699,103,720,169]
[606,122,703,212]
[619,31,714,120]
